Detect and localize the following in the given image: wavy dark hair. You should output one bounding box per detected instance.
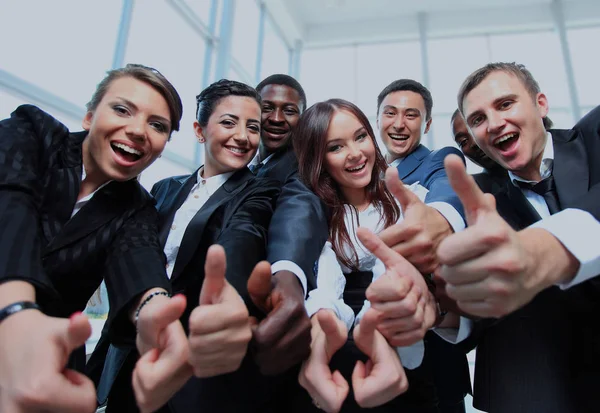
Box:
[293,98,400,270]
[196,79,262,126]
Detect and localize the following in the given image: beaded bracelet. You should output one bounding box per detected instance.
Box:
[0,301,41,324]
[134,291,171,325]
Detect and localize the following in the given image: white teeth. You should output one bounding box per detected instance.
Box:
[390,134,409,140]
[347,163,366,172]
[113,142,142,156]
[495,133,517,145]
[227,146,247,154]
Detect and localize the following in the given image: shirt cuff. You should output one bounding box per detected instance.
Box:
[434,316,473,344]
[271,260,307,296]
[529,208,600,289]
[427,202,466,232]
[396,340,425,370]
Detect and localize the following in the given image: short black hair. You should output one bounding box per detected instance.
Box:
[256,74,307,111]
[196,79,261,126]
[377,79,433,120]
[451,108,462,123]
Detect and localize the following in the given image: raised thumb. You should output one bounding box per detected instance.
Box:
[353,309,379,358]
[62,312,92,354]
[317,310,346,357]
[200,244,227,305]
[385,167,420,213]
[247,261,273,311]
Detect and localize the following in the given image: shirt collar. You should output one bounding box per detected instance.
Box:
[197,168,234,197]
[509,131,554,185]
[388,154,404,168]
[249,151,276,168]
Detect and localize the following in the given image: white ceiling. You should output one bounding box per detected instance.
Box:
[265,0,600,48]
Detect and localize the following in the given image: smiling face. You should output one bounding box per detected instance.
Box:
[82,76,171,183]
[377,90,431,161]
[452,113,498,170]
[196,95,261,178]
[462,71,548,180]
[324,109,376,206]
[259,84,302,154]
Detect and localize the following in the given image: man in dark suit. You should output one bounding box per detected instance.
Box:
[439,62,600,413]
[247,74,329,380]
[374,79,471,413]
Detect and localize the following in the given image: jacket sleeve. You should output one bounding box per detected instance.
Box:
[266,175,329,292]
[102,202,171,346]
[0,105,61,297]
[215,179,281,311]
[421,146,466,220]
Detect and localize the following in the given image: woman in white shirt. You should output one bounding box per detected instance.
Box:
[291,99,439,413]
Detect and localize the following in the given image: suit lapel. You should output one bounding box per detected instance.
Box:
[43,181,139,254]
[170,169,253,282]
[551,129,589,208]
[396,144,429,180]
[156,172,199,248]
[504,180,541,228]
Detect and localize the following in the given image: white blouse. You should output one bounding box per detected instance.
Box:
[305,183,429,369]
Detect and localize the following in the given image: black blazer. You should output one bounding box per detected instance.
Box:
[256,148,328,292]
[97,167,282,413]
[0,105,170,347]
[471,106,600,413]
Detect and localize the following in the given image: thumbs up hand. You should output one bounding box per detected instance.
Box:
[247,266,312,376]
[358,227,437,347]
[187,244,252,378]
[298,309,349,413]
[133,291,191,413]
[0,309,96,413]
[437,155,576,318]
[352,309,408,408]
[378,167,454,274]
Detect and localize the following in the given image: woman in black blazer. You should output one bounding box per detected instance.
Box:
[0,64,193,413]
[98,79,282,413]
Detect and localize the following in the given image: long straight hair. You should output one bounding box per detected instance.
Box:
[293,99,399,270]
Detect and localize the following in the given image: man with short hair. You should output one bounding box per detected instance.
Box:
[451,109,502,172]
[375,79,471,413]
[439,62,600,412]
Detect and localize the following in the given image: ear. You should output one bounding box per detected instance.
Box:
[82,111,93,131]
[193,121,206,143]
[423,117,432,134]
[536,92,549,118]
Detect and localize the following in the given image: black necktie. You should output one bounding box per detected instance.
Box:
[517,175,561,215]
[249,162,264,175]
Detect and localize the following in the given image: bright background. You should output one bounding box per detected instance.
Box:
[2,1,598,411]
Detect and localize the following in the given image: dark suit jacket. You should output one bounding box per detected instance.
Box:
[256,147,328,292]
[0,105,170,350]
[393,144,472,407]
[97,167,282,413]
[471,106,600,413]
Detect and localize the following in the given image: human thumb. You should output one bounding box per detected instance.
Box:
[385,167,421,213]
[200,244,227,305]
[247,261,273,312]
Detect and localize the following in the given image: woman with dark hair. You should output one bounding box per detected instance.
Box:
[292,99,439,413]
[97,79,282,413]
[0,64,192,412]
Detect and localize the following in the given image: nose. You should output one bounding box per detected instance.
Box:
[393,115,405,130]
[269,108,284,124]
[347,142,361,160]
[126,116,147,141]
[233,127,249,144]
[487,111,506,134]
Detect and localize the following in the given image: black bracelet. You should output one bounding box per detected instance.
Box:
[0,301,41,324]
[134,291,171,325]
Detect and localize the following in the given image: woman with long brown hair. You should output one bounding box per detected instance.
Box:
[292,99,438,413]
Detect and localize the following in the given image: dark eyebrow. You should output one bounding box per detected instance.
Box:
[404,108,420,113]
[382,105,396,112]
[247,118,261,125]
[354,127,367,136]
[454,132,469,141]
[116,97,170,125]
[220,113,239,120]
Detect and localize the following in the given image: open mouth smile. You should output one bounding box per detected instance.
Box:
[492,132,518,152]
[111,142,143,163]
[389,133,410,141]
[346,162,366,173]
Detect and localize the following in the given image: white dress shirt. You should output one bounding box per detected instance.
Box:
[305,183,429,369]
[249,151,309,294]
[71,167,111,217]
[508,132,600,289]
[389,157,466,233]
[163,169,233,278]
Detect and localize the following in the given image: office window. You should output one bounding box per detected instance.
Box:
[260,17,290,79]
[231,0,260,77]
[0,0,120,108]
[567,27,600,109]
[356,41,423,118]
[428,36,491,115]
[300,46,355,106]
[125,0,207,164]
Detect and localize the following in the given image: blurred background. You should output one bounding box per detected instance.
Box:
[2,1,598,411]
